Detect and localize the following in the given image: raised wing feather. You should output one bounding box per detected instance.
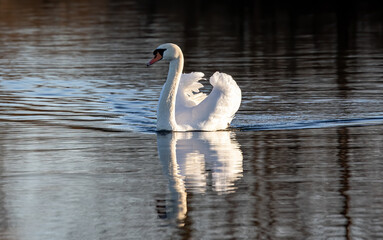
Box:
[176,72,207,108]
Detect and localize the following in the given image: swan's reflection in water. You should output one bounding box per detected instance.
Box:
[156,131,243,225]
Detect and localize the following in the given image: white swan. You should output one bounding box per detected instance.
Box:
[147,43,241,131]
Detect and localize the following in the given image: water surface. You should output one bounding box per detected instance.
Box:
[0,0,383,239]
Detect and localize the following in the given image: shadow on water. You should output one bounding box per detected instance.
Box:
[156,131,243,227]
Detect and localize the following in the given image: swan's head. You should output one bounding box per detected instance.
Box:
[147,43,182,66]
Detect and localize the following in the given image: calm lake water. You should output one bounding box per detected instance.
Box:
[1,0,383,239]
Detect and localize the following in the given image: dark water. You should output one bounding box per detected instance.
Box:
[1,0,383,239]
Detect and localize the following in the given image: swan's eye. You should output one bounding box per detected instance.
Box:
[153,49,166,57]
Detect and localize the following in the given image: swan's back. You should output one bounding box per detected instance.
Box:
[176,71,241,131]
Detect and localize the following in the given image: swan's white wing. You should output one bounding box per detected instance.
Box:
[176,72,207,108]
[194,72,241,129]
[176,72,241,131]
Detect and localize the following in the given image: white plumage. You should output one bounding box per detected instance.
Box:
[148,43,241,131]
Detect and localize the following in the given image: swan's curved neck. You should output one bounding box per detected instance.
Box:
[157,55,184,131]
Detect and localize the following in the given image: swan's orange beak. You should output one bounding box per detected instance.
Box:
[147,52,162,66]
